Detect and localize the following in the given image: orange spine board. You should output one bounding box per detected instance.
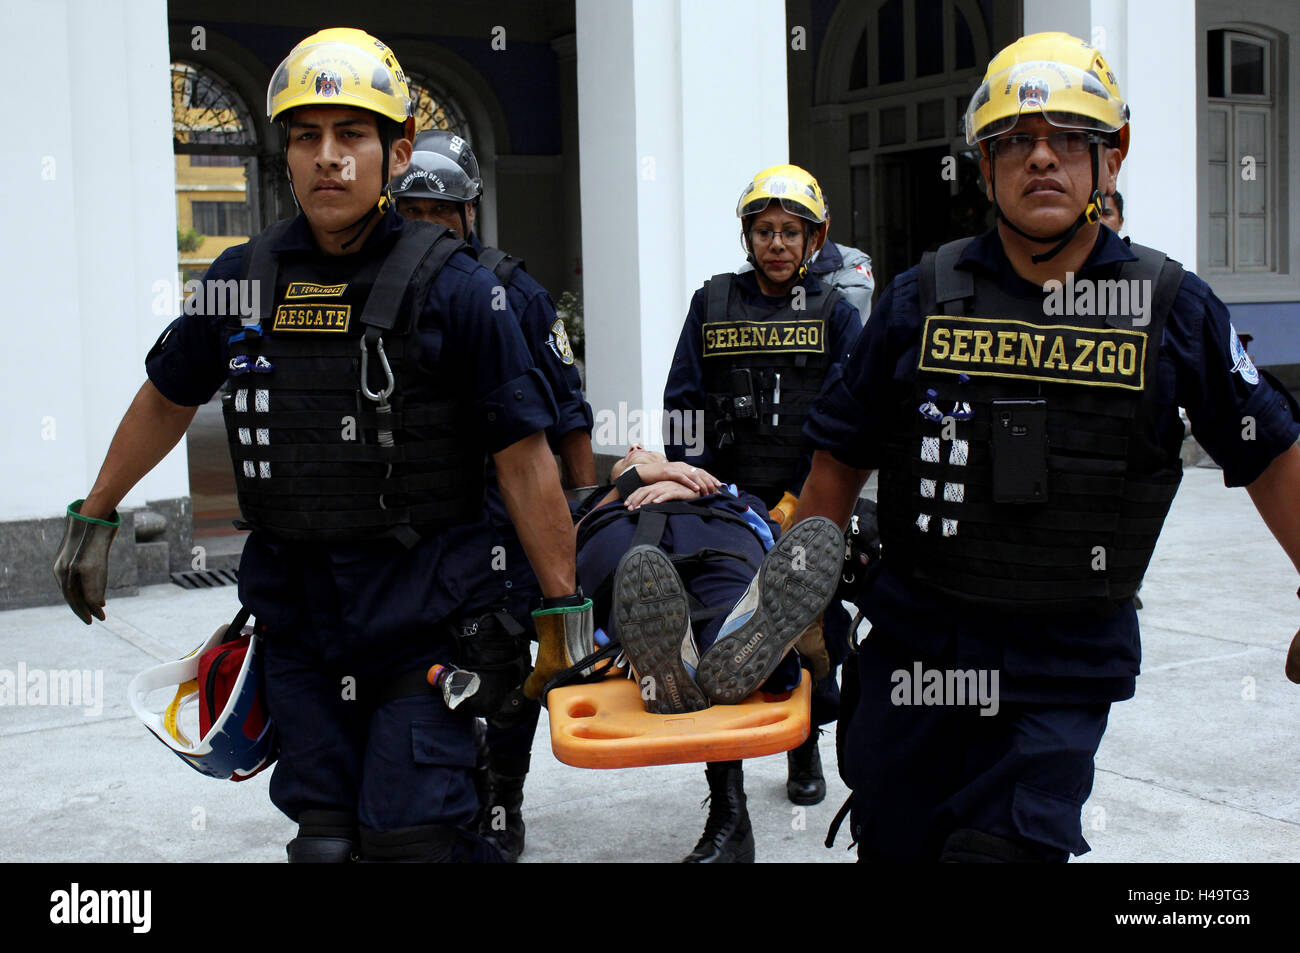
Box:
[548,671,811,769]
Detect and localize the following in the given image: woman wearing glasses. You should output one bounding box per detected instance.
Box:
[661,164,863,862]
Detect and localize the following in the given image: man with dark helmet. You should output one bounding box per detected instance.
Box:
[52,28,593,863]
[792,32,1300,862]
[391,130,596,861]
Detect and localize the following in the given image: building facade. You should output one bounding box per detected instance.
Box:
[2,0,1295,608]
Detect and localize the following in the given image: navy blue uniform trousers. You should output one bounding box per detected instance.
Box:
[843,629,1108,862]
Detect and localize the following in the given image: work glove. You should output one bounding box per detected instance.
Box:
[795,617,830,680]
[768,490,799,534]
[52,499,121,625]
[524,594,595,701]
[1286,587,1300,685]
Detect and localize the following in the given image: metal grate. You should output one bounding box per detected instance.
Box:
[170,569,239,589]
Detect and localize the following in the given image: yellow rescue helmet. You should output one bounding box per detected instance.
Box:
[964,32,1130,157]
[267,27,413,134]
[736,164,828,224]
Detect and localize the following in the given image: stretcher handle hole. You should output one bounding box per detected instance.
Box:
[567,701,597,719]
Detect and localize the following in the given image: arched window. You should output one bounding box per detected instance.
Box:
[847,0,979,90]
[408,73,472,139]
[828,0,991,293]
[171,62,260,280]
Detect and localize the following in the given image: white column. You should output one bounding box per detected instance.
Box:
[1022,0,1091,40]
[576,0,789,454]
[1119,0,1197,267]
[1019,1,1198,267]
[1,0,184,521]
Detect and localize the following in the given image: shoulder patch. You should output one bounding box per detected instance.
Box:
[548,318,574,365]
[1228,323,1259,385]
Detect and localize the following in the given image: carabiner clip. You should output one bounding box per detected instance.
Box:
[359,335,396,403]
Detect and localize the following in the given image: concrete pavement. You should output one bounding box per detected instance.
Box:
[2,466,1297,862]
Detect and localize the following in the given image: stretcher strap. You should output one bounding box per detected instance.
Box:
[541,641,625,700]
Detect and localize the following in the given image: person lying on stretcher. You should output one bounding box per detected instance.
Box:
[573,446,843,714]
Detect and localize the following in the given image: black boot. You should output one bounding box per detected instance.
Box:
[786,733,826,806]
[287,809,357,863]
[683,761,755,863]
[479,766,527,863]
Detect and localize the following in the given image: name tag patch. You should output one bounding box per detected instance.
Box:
[919,315,1146,390]
[703,319,825,358]
[272,304,352,332]
[284,282,347,299]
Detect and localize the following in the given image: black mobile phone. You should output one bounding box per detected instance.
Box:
[990,399,1048,504]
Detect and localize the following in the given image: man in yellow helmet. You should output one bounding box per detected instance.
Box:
[52,28,589,862]
[790,32,1300,862]
[660,163,864,861]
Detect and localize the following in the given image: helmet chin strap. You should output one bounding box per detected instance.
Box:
[991,142,1104,264]
[337,126,396,251]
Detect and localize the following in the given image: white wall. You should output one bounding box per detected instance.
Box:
[576,0,789,453]
[1022,0,1091,40]
[1,0,186,521]
[1116,0,1199,268]
[1022,0,1199,268]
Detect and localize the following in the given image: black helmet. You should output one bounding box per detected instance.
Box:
[411,130,482,195]
[390,149,481,203]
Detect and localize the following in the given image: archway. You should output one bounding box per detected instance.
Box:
[814,0,996,292]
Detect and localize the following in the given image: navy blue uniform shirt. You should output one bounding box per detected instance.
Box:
[805,226,1299,702]
[469,233,593,444]
[145,211,558,659]
[469,232,593,534]
[663,270,861,491]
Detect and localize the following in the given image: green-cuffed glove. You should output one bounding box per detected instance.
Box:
[524,594,594,702]
[52,500,120,625]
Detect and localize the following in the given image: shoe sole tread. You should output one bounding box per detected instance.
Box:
[696,517,843,704]
[613,545,709,714]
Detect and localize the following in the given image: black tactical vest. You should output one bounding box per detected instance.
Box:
[223,219,484,546]
[877,238,1187,613]
[701,274,840,507]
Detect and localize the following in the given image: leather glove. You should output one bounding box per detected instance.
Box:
[795,617,830,680]
[1286,586,1300,685]
[52,499,121,625]
[524,594,594,701]
[768,490,799,534]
